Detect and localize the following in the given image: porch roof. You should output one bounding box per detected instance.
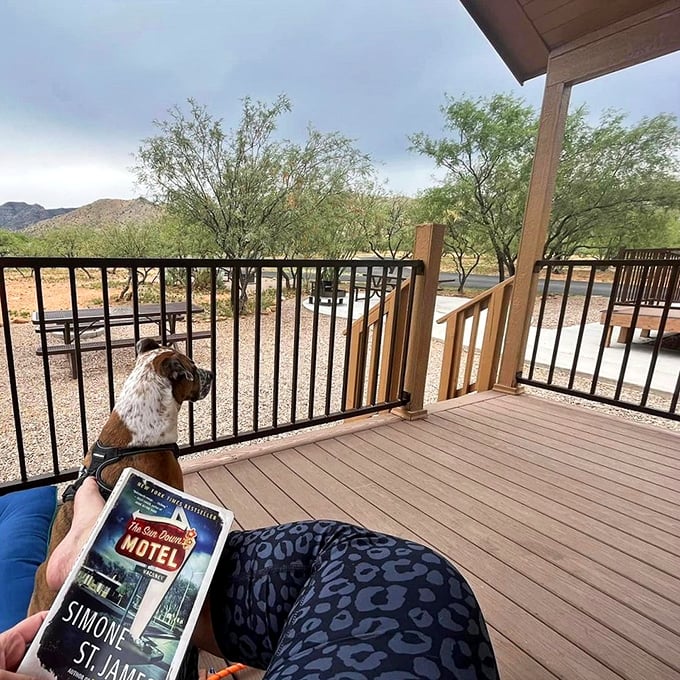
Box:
[460,0,680,84]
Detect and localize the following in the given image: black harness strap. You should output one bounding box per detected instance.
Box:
[62,441,181,502]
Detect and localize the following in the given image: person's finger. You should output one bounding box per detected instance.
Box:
[0,613,46,672]
[0,671,41,679]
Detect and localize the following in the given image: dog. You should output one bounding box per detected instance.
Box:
[28,337,214,614]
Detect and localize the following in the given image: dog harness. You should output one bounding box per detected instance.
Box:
[62,441,181,502]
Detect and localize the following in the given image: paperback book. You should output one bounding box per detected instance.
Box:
[19,468,233,680]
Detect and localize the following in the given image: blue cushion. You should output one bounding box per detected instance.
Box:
[0,486,57,630]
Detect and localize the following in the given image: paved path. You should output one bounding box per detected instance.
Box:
[304,294,680,394]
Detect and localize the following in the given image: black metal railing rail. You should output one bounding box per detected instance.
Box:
[518,258,680,420]
[0,256,422,492]
[614,247,680,306]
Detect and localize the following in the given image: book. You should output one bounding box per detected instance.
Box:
[19,468,234,680]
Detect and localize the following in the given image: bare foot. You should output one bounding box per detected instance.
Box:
[46,477,105,591]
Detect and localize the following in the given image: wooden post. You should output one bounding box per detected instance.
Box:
[495,76,571,393]
[393,223,444,420]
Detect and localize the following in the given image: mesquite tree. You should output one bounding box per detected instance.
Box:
[136,96,372,312]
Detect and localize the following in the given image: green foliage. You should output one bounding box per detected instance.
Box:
[550,108,680,259]
[354,183,415,259]
[411,93,680,276]
[411,93,536,279]
[32,225,100,258]
[0,229,31,256]
[412,185,486,291]
[135,95,373,311]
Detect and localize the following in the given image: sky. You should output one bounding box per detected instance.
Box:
[1,0,679,208]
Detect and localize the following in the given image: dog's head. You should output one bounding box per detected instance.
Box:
[91,339,214,494]
[135,337,213,404]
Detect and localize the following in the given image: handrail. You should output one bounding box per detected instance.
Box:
[345,279,412,409]
[0,256,421,493]
[437,277,514,399]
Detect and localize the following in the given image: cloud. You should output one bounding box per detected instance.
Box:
[1,0,678,207]
[0,163,135,207]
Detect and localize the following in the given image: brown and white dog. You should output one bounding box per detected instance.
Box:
[28,337,214,614]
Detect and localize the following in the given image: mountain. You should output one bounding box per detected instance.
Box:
[0,202,75,231]
[25,198,164,234]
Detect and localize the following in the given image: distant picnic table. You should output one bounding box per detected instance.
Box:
[32,302,207,378]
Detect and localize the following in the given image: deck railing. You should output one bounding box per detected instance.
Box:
[0,256,422,492]
[615,247,680,306]
[519,258,679,420]
[436,277,514,399]
[345,275,416,409]
[433,256,679,421]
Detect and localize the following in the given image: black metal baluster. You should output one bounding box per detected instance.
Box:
[33,267,59,476]
[186,265,195,446]
[210,265,218,441]
[568,265,596,390]
[253,266,262,432]
[308,266,322,419]
[528,264,551,380]
[398,265,420,400]
[384,266,405,404]
[0,266,27,480]
[273,267,283,428]
[547,264,573,385]
[291,267,303,423]
[100,267,115,411]
[340,267,357,412]
[68,267,88,454]
[614,265,650,402]
[232,265,240,437]
[325,266,340,416]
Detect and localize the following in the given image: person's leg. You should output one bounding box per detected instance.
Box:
[208,521,498,680]
[48,487,497,678]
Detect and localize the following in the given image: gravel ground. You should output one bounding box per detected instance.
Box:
[1,293,677,486]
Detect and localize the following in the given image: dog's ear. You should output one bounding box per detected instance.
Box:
[136,338,161,355]
[159,355,194,383]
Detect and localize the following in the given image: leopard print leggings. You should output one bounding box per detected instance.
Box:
[210,521,498,679]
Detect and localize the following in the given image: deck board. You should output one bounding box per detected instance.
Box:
[399,417,680,583]
[339,429,680,667]
[439,406,680,517]
[421,413,680,537]
[394,420,680,555]
[183,393,680,680]
[478,399,680,483]
[457,404,680,502]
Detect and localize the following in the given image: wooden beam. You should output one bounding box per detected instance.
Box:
[548,3,680,85]
[495,79,571,392]
[393,223,444,419]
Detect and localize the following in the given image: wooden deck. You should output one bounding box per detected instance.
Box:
[182,392,680,680]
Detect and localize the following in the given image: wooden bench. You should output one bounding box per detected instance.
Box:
[600,248,680,346]
[600,306,680,346]
[36,331,212,377]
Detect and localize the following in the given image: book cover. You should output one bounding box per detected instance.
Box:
[19,468,233,680]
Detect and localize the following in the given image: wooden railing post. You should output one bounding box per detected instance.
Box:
[393,223,444,420]
[495,77,571,393]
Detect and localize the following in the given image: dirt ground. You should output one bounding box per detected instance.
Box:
[2,269,105,322]
[0,268,280,326]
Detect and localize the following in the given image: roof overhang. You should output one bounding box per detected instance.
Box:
[460,0,680,85]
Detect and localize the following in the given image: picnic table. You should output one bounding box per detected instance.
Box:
[353,271,458,301]
[32,302,208,378]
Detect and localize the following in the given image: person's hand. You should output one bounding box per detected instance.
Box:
[0,612,46,678]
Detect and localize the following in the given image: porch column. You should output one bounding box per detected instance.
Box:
[495,76,571,393]
[394,222,444,420]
